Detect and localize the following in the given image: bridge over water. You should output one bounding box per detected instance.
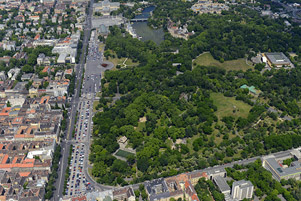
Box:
[130,18,148,22]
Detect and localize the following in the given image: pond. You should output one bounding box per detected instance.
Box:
[132,6,164,45]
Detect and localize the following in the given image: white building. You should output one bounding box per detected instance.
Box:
[7,68,20,80]
[93,0,120,15]
[52,31,81,64]
[231,180,254,200]
[2,41,16,51]
[0,71,6,81]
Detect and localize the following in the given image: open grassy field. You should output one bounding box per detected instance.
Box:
[115,149,134,158]
[99,43,105,52]
[93,101,99,112]
[211,92,252,120]
[106,50,139,68]
[193,52,253,71]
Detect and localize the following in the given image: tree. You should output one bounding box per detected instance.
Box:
[126,154,135,165]
[92,161,107,177]
[22,64,34,73]
[137,158,149,172]
[6,101,11,107]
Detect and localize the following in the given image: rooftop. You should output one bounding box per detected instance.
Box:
[213,176,231,193]
[265,52,291,65]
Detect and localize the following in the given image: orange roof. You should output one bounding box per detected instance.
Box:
[40,96,50,104]
[57,96,66,101]
[12,117,23,125]
[34,34,40,40]
[42,66,50,73]
[0,107,11,116]
[1,107,11,113]
[191,194,199,201]
[26,109,36,114]
[19,172,31,177]
[65,69,73,74]
[184,181,190,189]
[0,154,35,169]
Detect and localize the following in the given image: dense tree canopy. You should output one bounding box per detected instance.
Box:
[91,0,301,186]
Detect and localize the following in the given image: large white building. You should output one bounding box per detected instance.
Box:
[231,180,254,200]
[52,31,81,64]
[93,0,120,15]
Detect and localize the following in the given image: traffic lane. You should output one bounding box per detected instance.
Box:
[57,100,79,197]
[67,102,88,196]
[56,0,93,199]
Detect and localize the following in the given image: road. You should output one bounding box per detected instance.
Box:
[54,0,95,200]
[52,0,300,198]
[56,1,117,198]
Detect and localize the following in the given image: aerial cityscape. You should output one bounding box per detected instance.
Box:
[0,0,300,200]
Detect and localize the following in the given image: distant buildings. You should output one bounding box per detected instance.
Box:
[92,16,124,29]
[93,0,120,16]
[167,21,194,40]
[191,0,229,14]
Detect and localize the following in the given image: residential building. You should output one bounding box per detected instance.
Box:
[262,154,301,181]
[231,180,254,200]
[113,187,135,201]
[213,176,231,194]
[21,73,34,81]
[206,167,227,180]
[52,31,81,64]
[7,68,20,80]
[1,40,16,51]
[0,72,6,81]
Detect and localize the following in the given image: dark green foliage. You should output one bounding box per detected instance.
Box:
[44,145,61,199]
[90,0,301,186]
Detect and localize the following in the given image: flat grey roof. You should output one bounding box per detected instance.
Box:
[265,52,290,65]
[266,157,301,177]
[232,180,253,188]
[213,176,230,193]
[206,167,226,176]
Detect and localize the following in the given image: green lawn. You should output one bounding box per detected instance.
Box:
[106,50,139,68]
[115,149,134,158]
[211,92,252,120]
[93,101,99,113]
[193,52,253,71]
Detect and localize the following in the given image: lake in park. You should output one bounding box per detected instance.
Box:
[132,6,164,45]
